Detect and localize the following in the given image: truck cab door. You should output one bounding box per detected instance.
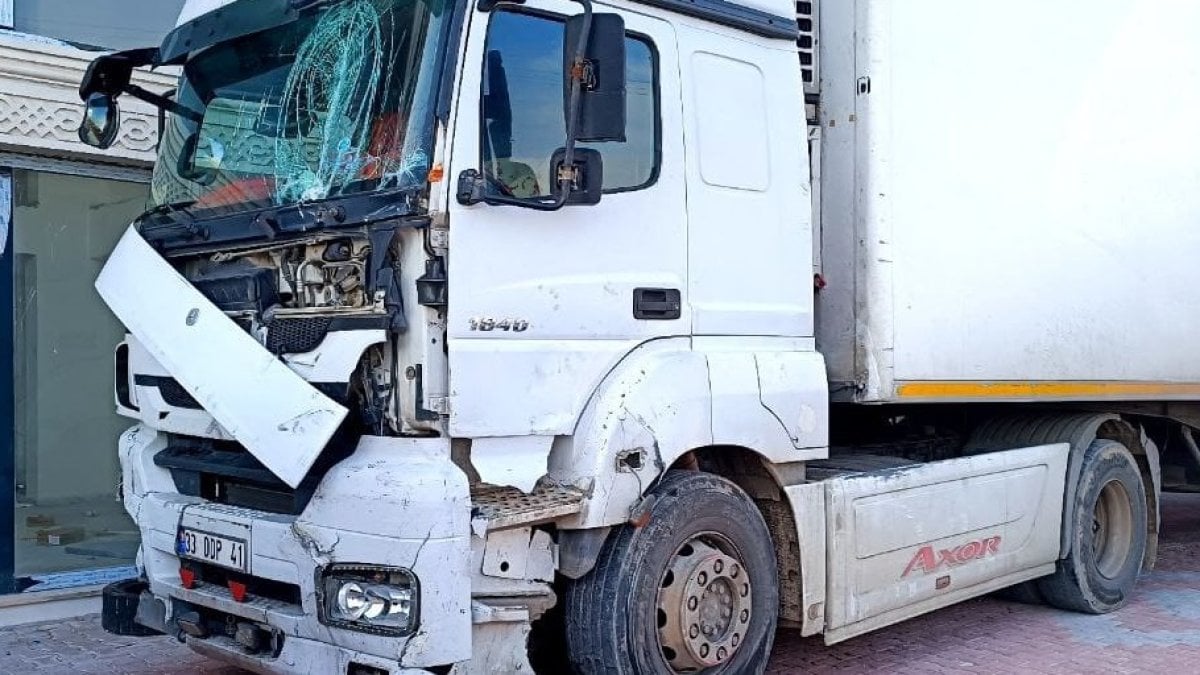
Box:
[821,444,1068,643]
[444,2,686,439]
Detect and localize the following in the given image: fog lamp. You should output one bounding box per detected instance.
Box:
[319,565,419,636]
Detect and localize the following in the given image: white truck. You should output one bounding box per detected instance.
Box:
[74,0,1200,672]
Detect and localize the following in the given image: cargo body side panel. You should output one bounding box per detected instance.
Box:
[823,443,1068,643]
[849,0,1200,400]
[813,0,858,396]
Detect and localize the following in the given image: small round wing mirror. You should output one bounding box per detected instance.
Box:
[78,93,121,149]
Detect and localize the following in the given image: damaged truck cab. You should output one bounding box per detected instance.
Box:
[77,0,1183,672]
[82,0,822,670]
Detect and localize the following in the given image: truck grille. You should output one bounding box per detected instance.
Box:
[266,317,331,355]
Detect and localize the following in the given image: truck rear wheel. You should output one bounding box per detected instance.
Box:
[565,471,779,674]
[1038,439,1147,613]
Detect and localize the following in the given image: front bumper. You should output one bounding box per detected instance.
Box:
[119,425,472,672]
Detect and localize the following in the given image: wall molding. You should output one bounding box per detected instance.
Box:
[0,31,176,167]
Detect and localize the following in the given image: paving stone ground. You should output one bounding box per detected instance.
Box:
[1,493,1196,674]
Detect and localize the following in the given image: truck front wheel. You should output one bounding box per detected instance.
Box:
[1038,439,1148,613]
[565,471,780,674]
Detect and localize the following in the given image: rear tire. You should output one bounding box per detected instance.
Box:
[1038,439,1147,613]
[565,471,779,674]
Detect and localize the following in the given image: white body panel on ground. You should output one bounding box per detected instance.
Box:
[817,0,1200,400]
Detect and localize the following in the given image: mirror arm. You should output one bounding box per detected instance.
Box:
[547,0,594,211]
[123,84,205,124]
[458,169,577,211]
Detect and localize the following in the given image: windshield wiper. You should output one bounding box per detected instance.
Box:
[136,200,210,240]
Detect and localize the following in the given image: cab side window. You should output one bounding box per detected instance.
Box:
[481,10,659,198]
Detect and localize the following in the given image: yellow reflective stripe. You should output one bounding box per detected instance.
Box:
[894,381,1200,400]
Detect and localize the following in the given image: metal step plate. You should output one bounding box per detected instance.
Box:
[471,484,586,531]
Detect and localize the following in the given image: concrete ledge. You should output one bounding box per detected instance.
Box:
[0,585,104,628]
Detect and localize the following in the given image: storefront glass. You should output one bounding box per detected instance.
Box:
[8,169,148,589]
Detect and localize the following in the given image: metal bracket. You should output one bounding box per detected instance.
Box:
[427,396,451,416]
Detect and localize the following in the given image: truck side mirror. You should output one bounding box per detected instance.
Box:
[551,147,604,205]
[564,13,627,143]
[78,93,121,149]
[76,48,157,150]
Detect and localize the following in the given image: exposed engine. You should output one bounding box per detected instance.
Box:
[185,236,374,316]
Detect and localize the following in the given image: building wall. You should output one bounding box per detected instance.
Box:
[0,32,175,166]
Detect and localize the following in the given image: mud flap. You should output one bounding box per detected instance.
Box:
[102,579,163,636]
[96,226,347,487]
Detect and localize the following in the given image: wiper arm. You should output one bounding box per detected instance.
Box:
[137,200,209,240]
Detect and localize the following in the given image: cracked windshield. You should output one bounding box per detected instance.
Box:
[151,0,448,217]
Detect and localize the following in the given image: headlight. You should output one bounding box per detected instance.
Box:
[318,565,419,636]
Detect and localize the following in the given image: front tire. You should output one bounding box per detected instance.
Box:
[566,471,779,674]
[1038,439,1148,613]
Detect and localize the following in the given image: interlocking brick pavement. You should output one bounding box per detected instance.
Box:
[1,493,1195,674]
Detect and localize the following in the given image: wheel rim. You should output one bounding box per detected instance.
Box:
[1092,479,1135,579]
[656,535,753,672]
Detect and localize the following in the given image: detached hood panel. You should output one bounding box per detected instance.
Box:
[97,226,348,488]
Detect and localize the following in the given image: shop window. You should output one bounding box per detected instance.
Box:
[10,169,149,585]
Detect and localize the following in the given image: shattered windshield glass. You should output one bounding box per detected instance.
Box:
[151,0,448,218]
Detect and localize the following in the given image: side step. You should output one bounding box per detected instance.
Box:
[471,484,586,531]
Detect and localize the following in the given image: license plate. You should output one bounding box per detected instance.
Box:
[177,528,248,573]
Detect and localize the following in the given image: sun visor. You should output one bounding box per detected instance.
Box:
[161,0,303,64]
[96,226,347,488]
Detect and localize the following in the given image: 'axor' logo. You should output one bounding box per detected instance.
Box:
[902,536,1002,577]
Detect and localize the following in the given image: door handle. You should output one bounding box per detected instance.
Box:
[633,288,682,320]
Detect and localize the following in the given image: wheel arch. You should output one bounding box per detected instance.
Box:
[551,341,828,530]
[677,445,808,626]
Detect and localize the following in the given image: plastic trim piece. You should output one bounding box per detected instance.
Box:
[628,0,798,40]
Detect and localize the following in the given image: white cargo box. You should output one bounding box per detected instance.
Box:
[816,0,1200,404]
